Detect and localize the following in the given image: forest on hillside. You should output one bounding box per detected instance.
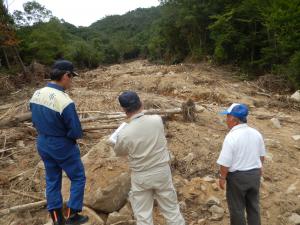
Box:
[1,0,300,89]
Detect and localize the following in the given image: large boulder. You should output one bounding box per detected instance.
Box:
[62,137,131,213]
[291,91,300,102]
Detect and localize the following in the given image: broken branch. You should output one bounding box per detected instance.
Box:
[0,200,47,216]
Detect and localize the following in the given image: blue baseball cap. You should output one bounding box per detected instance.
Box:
[52,60,78,76]
[118,91,141,108]
[220,103,249,122]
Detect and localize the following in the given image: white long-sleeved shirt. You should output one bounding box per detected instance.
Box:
[114,112,170,172]
[217,124,266,172]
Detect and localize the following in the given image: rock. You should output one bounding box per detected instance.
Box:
[292,135,300,141]
[212,183,219,191]
[197,218,207,225]
[62,137,130,213]
[195,105,205,112]
[82,206,105,225]
[17,140,25,147]
[206,196,221,207]
[294,145,300,151]
[0,174,9,185]
[179,201,187,211]
[107,211,132,225]
[270,118,281,129]
[119,203,133,217]
[291,91,300,102]
[200,184,207,192]
[265,139,282,149]
[209,205,224,221]
[286,181,299,194]
[183,152,195,164]
[91,136,116,158]
[173,176,186,189]
[288,213,300,225]
[265,152,273,162]
[169,152,176,163]
[190,211,198,219]
[37,160,45,170]
[84,172,130,213]
[202,176,215,183]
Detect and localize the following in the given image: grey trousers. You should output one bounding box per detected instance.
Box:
[226,169,261,225]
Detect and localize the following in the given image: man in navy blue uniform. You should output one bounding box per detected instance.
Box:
[30,60,88,225]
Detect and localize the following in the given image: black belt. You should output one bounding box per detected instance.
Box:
[229,168,260,174]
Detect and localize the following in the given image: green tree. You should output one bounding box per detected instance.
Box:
[13,1,52,26]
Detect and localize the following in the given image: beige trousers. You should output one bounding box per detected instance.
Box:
[129,164,185,225]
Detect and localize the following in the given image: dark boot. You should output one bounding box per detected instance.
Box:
[65,208,89,225]
[49,208,65,225]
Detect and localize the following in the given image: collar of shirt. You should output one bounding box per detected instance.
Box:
[230,123,248,133]
[130,112,145,121]
[47,83,65,92]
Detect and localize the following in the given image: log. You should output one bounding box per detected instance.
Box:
[254,113,300,125]
[0,200,47,216]
[80,107,200,123]
[0,105,205,129]
[0,112,32,128]
[83,124,119,131]
[11,190,44,201]
[78,111,123,115]
[9,169,34,182]
[0,100,26,111]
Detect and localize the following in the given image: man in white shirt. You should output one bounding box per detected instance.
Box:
[217,103,266,225]
[114,91,185,225]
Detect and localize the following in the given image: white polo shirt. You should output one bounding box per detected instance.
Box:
[217,124,266,172]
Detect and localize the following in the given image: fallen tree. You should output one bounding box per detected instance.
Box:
[0,200,47,216]
[0,103,205,129]
[0,112,31,128]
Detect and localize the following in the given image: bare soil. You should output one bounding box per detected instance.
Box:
[0,60,299,225]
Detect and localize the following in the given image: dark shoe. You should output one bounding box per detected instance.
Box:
[65,214,89,225]
[49,208,65,225]
[65,208,88,225]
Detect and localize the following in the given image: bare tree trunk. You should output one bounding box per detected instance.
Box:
[13,46,27,75]
[2,47,11,69]
[0,104,205,128]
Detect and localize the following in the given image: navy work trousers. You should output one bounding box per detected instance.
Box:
[37,135,86,211]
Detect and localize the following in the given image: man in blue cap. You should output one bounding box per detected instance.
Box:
[30,60,88,225]
[217,103,266,225]
[114,91,185,225]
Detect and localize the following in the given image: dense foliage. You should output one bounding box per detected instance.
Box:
[149,0,300,87]
[0,0,299,88]
[10,2,161,67]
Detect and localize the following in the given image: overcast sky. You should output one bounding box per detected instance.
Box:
[7,0,160,27]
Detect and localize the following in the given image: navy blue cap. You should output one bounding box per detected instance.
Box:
[220,103,249,121]
[52,60,78,76]
[118,91,141,108]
